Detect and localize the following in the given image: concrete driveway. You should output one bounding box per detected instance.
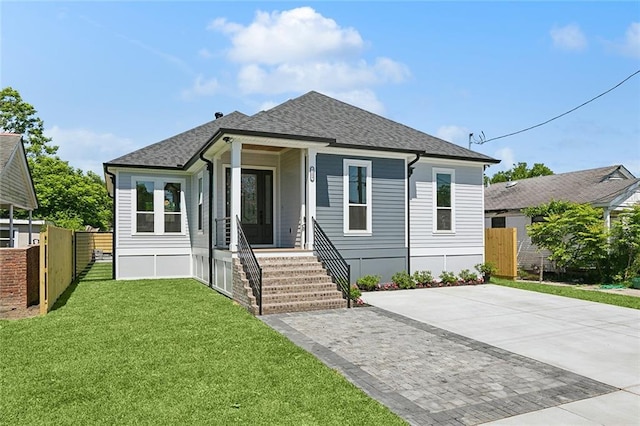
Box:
[362,284,640,425]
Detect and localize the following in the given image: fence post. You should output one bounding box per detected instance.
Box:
[39,228,48,315]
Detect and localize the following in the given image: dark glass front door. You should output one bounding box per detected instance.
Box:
[226,168,273,245]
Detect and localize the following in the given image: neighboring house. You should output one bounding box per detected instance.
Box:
[0,219,46,248]
[0,134,39,248]
[484,165,640,271]
[104,91,499,313]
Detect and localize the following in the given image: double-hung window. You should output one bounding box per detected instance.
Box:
[136,181,155,233]
[343,159,372,234]
[134,177,185,234]
[433,168,455,232]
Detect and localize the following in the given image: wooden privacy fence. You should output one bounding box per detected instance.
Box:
[40,226,74,315]
[40,228,114,314]
[75,231,113,277]
[485,228,517,280]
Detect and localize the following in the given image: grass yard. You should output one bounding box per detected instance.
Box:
[0,266,406,425]
[491,278,640,310]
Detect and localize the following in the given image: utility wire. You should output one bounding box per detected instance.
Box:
[471,69,640,145]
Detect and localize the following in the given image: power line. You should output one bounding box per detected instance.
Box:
[469,69,640,147]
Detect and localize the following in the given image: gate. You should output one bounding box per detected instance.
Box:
[74,231,113,279]
[485,228,518,279]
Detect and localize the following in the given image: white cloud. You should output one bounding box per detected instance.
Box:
[608,22,640,58]
[550,23,587,51]
[436,125,470,146]
[181,75,220,99]
[205,7,409,100]
[45,126,138,176]
[237,58,409,95]
[493,147,516,171]
[321,89,385,114]
[209,7,363,65]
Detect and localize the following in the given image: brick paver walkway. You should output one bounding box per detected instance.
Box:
[261,307,616,426]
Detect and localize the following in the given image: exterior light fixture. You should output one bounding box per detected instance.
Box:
[310,165,315,182]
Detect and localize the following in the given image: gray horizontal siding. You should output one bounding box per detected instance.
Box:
[315,153,405,250]
[410,162,485,249]
[0,152,33,209]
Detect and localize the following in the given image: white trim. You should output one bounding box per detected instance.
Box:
[343,159,372,235]
[318,146,411,160]
[432,167,455,234]
[300,150,307,248]
[404,157,409,248]
[410,247,484,256]
[131,176,187,236]
[419,156,495,168]
[197,171,204,233]
[307,148,317,248]
[223,163,278,248]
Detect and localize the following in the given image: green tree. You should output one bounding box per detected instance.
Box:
[608,204,640,280]
[523,201,608,279]
[0,87,112,230]
[0,87,58,158]
[490,162,553,184]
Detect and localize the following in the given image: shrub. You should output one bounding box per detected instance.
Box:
[475,262,498,276]
[392,271,416,289]
[413,270,433,285]
[349,285,362,301]
[356,274,381,291]
[458,269,478,282]
[439,271,457,285]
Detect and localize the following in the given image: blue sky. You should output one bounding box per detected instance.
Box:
[3,1,639,177]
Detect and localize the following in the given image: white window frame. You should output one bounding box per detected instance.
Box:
[343,159,372,235]
[197,173,204,233]
[432,168,455,234]
[132,176,187,235]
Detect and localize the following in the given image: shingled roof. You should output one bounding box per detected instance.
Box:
[106,111,250,168]
[106,91,498,169]
[485,165,640,212]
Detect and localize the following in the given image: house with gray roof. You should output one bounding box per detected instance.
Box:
[104,91,499,314]
[485,165,640,271]
[0,133,39,248]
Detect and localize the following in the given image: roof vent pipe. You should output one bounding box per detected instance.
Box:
[215,112,224,119]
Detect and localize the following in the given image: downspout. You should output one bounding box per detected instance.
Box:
[406,153,422,274]
[200,152,214,289]
[105,167,116,280]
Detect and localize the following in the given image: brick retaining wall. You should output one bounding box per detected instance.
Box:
[0,246,40,312]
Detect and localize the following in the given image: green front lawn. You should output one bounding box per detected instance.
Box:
[0,267,405,425]
[491,278,640,309]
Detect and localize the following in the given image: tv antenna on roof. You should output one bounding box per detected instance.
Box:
[468,131,486,150]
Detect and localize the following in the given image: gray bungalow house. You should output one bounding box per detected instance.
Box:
[485,165,640,271]
[104,91,499,313]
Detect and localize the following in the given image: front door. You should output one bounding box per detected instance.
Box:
[226,168,273,245]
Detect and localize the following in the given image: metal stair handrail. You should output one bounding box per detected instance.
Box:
[312,217,351,308]
[236,216,263,315]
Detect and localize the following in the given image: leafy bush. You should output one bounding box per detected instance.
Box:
[349,285,362,301]
[439,271,457,285]
[356,274,381,291]
[524,201,608,280]
[475,262,498,276]
[458,269,478,282]
[413,270,433,285]
[608,205,640,281]
[392,271,416,289]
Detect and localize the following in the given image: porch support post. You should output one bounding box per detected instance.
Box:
[306,148,317,250]
[604,208,611,230]
[230,139,242,251]
[9,204,14,248]
[28,210,33,245]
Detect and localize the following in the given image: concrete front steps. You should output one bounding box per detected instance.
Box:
[234,252,348,315]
